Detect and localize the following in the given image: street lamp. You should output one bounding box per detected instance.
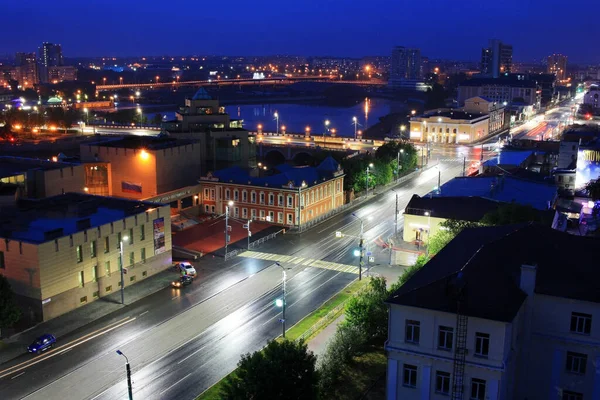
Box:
[116,350,133,400]
[136,107,142,127]
[366,163,374,196]
[83,107,89,125]
[119,235,129,305]
[275,262,290,338]
[324,119,330,138]
[224,200,233,255]
[352,116,358,138]
[396,149,404,182]
[274,112,279,134]
[351,213,364,281]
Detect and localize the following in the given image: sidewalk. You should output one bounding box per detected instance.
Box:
[0,266,184,365]
[308,314,345,356]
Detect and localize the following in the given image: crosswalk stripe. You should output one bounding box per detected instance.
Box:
[238,251,358,274]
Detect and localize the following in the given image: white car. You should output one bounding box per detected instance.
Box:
[176,261,197,277]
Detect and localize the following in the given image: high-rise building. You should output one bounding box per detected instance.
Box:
[48,66,77,83]
[480,39,512,78]
[547,54,567,81]
[14,52,39,88]
[390,46,422,81]
[38,42,63,82]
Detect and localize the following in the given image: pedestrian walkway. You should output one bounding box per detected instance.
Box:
[239,251,359,274]
[308,314,345,356]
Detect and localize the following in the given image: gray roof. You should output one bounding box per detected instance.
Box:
[192,87,212,100]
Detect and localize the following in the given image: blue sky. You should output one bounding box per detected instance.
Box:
[2,0,598,63]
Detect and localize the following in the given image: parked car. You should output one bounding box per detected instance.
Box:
[171,275,194,288]
[28,334,56,354]
[175,261,197,277]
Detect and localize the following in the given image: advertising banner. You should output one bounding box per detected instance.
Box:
[153,217,166,255]
[575,149,600,189]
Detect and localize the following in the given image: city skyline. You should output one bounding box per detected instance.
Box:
[2,0,599,63]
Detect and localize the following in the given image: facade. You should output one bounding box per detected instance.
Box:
[38,42,63,82]
[48,66,77,83]
[548,54,568,81]
[458,77,539,107]
[14,52,39,88]
[163,88,256,173]
[80,136,202,201]
[198,157,345,227]
[583,85,600,110]
[0,156,86,198]
[409,110,490,144]
[480,39,512,78]
[389,46,422,86]
[0,193,172,322]
[463,96,507,134]
[386,224,600,400]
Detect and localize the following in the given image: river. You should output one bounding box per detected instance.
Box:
[159,97,406,137]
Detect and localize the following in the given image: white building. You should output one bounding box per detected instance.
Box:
[583,85,600,110]
[385,224,600,400]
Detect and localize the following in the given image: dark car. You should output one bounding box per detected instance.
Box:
[28,334,56,354]
[171,275,193,288]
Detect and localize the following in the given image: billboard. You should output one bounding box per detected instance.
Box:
[153,217,166,255]
[575,149,600,189]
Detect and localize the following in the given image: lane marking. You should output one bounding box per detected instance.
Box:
[0,317,136,379]
[177,344,207,365]
[171,295,180,300]
[11,372,25,380]
[139,311,149,317]
[0,316,132,377]
[159,373,191,395]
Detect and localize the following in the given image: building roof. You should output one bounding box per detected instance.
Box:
[404,194,502,221]
[460,77,537,88]
[481,150,533,168]
[0,193,163,244]
[387,224,600,322]
[87,136,196,150]
[203,156,343,189]
[431,175,557,210]
[0,156,79,179]
[422,109,487,121]
[191,87,212,100]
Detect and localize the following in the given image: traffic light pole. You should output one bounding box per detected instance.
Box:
[358,219,364,281]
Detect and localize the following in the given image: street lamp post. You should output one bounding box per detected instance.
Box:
[352,116,358,139]
[83,107,89,125]
[136,107,142,128]
[351,213,364,281]
[396,149,404,183]
[119,236,129,305]
[116,350,133,400]
[366,163,373,196]
[424,211,432,256]
[324,119,330,139]
[275,262,289,338]
[224,200,233,256]
[391,189,399,236]
[274,112,279,134]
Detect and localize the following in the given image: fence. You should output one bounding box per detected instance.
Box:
[224,228,285,261]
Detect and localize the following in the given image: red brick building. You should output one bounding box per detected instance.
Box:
[199,157,345,227]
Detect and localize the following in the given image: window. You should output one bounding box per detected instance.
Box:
[288,214,293,224]
[438,326,454,350]
[117,232,121,244]
[278,194,283,206]
[405,320,420,344]
[234,207,239,217]
[225,188,230,200]
[566,351,587,375]
[242,191,247,202]
[269,211,274,222]
[141,248,146,263]
[562,391,583,400]
[204,188,209,199]
[140,225,145,241]
[251,192,256,203]
[260,210,265,219]
[251,209,257,219]
[435,371,450,395]
[260,193,265,204]
[79,271,84,287]
[90,241,97,258]
[205,205,209,212]
[105,261,111,276]
[210,189,215,200]
[402,364,417,388]
[129,229,134,244]
[287,195,293,207]
[278,212,283,223]
[142,271,147,277]
[104,237,109,253]
[129,251,135,266]
[470,378,486,400]
[106,285,112,293]
[93,291,99,299]
[570,312,592,335]
[92,265,98,282]
[0,251,4,269]
[80,296,87,304]
[242,208,248,218]
[76,245,83,263]
[234,190,239,201]
[130,275,136,282]
[474,333,490,357]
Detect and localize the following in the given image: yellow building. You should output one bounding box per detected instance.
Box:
[0,156,86,198]
[0,193,172,322]
[409,110,490,144]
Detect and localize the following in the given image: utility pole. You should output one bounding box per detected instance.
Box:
[276,262,287,338]
[397,151,400,183]
[224,201,233,255]
[395,192,399,235]
[116,350,133,400]
[246,220,251,249]
[358,218,364,281]
[119,236,128,305]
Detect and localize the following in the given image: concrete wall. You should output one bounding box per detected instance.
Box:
[30,164,86,198]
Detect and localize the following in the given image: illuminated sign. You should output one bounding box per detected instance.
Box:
[253,72,265,80]
[575,149,600,189]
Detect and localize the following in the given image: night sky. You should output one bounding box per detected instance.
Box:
[3,0,598,63]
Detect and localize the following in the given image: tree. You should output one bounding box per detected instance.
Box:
[151,113,163,126]
[586,179,600,201]
[480,203,552,226]
[221,339,318,400]
[0,275,21,332]
[344,277,389,341]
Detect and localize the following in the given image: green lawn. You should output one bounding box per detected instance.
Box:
[197,278,367,400]
[327,346,387,400]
